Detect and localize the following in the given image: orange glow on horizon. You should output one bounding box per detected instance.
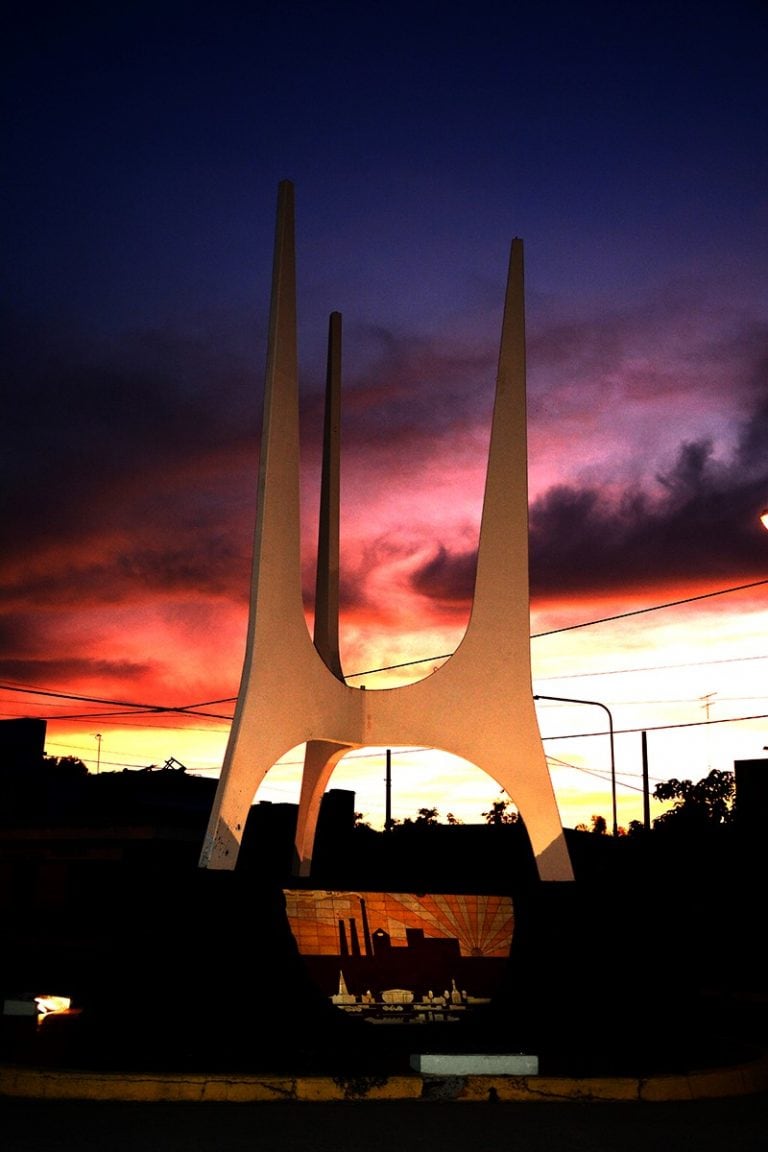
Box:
[8,566,765,836]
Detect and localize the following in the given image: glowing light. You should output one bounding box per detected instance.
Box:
[34,994,72,1024]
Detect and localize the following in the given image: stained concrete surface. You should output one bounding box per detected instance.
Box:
[3,1096,768,1152]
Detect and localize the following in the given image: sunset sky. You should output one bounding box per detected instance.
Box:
[3,2,767,831]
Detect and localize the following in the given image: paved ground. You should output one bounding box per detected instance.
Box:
[3,1095,768,1152]
[2,981,767,1152]
[3,1043,768,1104]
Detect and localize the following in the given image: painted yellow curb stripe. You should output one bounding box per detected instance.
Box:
[2,1058,767,1103]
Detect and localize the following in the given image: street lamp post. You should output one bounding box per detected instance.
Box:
[534,694,618,836]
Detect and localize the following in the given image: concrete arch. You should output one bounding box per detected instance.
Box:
[198,182,574,883]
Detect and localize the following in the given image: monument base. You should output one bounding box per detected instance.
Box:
[410,1052,539,1075]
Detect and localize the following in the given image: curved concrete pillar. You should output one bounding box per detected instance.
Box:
[199,182,574,882]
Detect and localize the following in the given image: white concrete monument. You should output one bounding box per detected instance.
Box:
[199,181,574,883]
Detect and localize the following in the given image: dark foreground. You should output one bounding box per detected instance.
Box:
[3,860,767,1083]
[4,1096,768,1152]
[3,828,767,1084]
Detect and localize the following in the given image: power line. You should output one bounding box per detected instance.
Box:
[23,714,231,732]
[536,652,768,682]
[531,577,768,638]
[549,761,648,794]
[539,711,768,741]
[38,707,762,784]
[1,576,765,725]
[0,682,235,717]
[345,577,768,678]
[591,696,767,707]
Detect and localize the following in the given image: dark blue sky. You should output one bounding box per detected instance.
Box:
[6,2,766,337]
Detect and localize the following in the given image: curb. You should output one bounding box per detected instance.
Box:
[2,1053,768,1103]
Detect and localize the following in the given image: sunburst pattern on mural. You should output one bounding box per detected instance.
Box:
[384,893,513,957]
[284,890,513,958]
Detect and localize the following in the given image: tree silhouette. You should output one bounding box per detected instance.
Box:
[575,814,607,834]
[482,797,518,825]
[43,754,88,780]
[653,768,734,829]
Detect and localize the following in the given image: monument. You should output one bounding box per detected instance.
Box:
[199,181,574,884]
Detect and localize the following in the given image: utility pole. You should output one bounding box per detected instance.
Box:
[700,692,716,770]
[95,733,102,775]
[641,730,651,831]
[700,692,716,720]
[384,749,392,832]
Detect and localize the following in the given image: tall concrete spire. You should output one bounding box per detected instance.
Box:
[313,310,344,682]
[199,183,574,882]
[295,308,352,875]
